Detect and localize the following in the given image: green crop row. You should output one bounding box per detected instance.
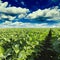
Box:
[0,28,50,60]
[0,28,60,60]
[51,28,60,60]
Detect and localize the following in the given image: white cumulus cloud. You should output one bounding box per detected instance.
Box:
[26,6,60,20]
[0,0,60,28]
[0,0,30,21]
[0,21,60,28]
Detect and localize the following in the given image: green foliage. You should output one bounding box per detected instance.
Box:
[0,28,60,60]
[51,28,60,60]
[52,28,60,53]
[0,28,49,60]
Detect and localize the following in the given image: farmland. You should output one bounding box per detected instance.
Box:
[0,28,60,60]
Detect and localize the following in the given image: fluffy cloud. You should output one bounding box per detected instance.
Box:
[0,0,60,22]
[0,1,8,7]
[0,14,16,20]
[0,0,30,21]
[0,7,29,15]
[0,21,48,28]
[0,21,60,28]
[26,6,60,20]
[0,0,60,28]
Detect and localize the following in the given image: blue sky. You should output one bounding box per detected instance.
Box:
[0,0,60,28]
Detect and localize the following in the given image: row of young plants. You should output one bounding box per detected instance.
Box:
[51,29,60,60]
[31,29,60,60]
[0,28,50,60]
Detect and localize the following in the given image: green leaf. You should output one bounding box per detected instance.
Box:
[0,46,5,58]
[12,44,20,54]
